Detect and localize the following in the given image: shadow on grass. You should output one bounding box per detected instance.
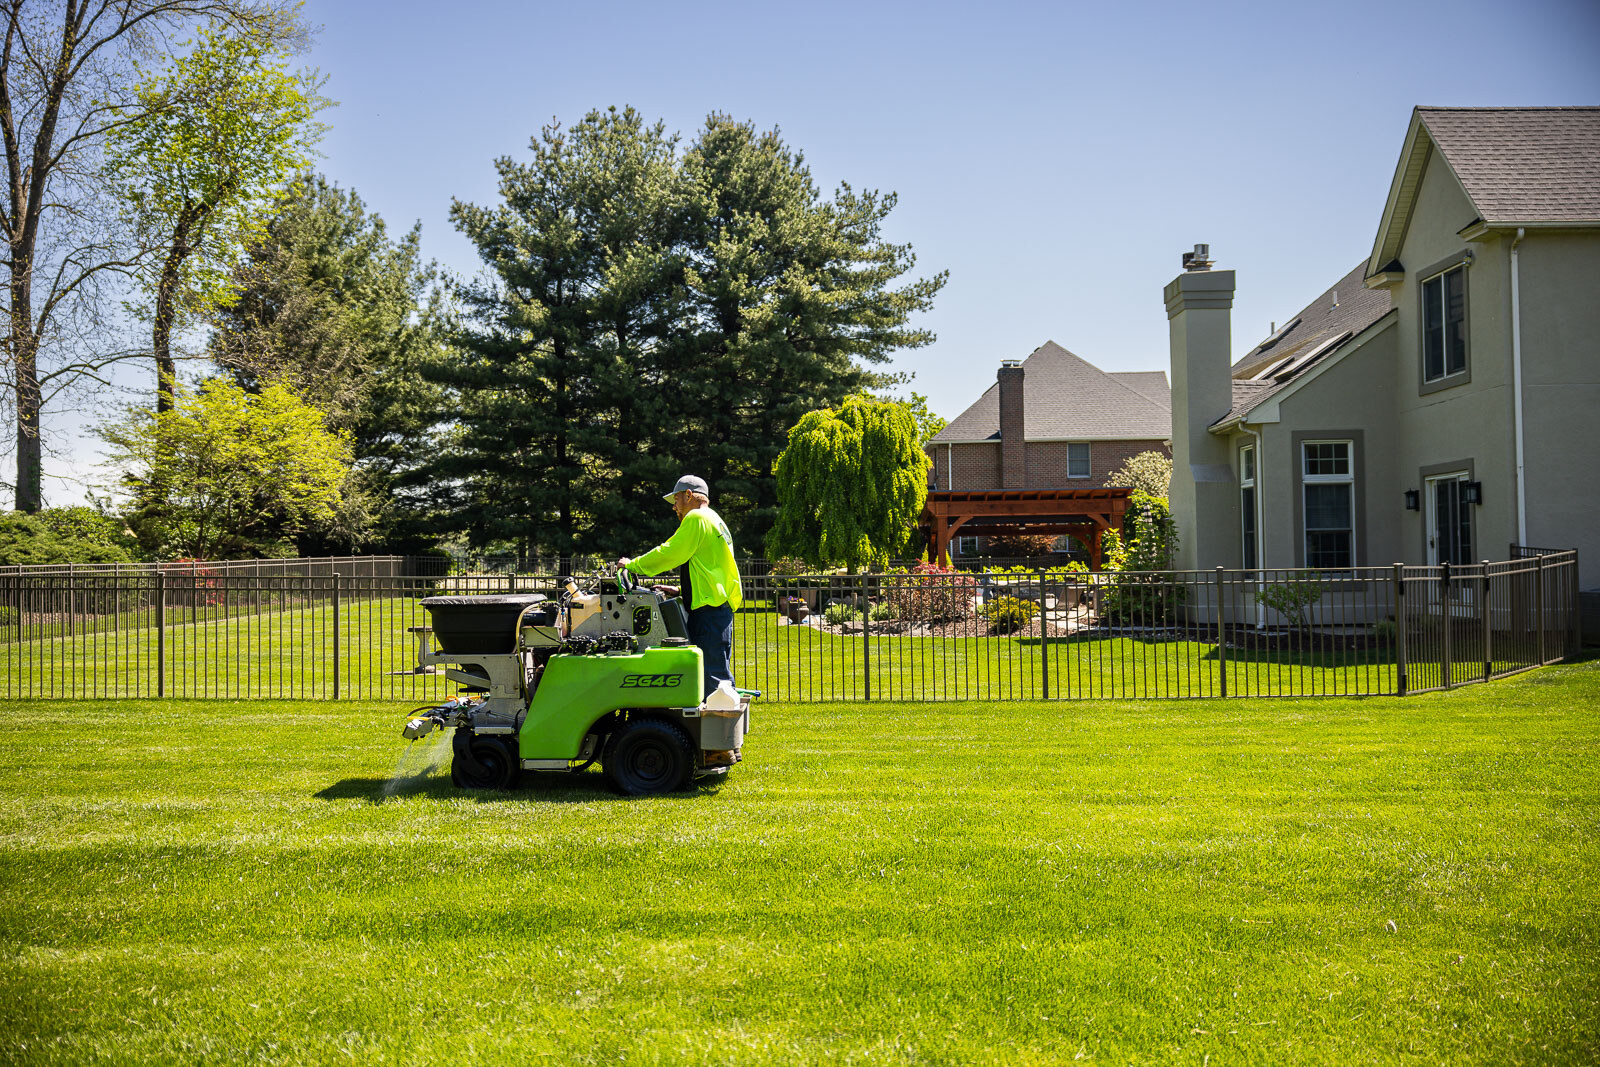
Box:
[315,770,723,805]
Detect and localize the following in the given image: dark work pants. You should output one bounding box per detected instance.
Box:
[686,602,735,695]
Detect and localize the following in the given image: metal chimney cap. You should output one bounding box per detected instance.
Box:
[1182,243,1214,271]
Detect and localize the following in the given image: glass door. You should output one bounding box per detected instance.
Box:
[1427,473,1473,566]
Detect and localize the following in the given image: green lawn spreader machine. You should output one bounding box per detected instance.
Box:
[399,570,755,795]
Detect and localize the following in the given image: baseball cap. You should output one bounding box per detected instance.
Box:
[664,474,710,502]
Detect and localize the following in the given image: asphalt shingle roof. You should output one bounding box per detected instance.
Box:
[933,341,1171,443]
[1216,261,1393,426]
[1420,107,1600,223]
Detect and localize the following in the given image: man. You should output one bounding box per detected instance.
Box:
[620,474,743,695]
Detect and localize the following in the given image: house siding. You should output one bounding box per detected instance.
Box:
[1200,129,1600,587]
[1389,150,1520,570]
[1518,232,1600,579]
[1262,323,1402,569]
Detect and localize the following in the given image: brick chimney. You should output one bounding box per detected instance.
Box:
[998,360,1025,488]
[1164,245,1236,570]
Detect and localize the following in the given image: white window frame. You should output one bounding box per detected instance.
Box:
[1421,263,1468,384]
[955,536,981,558]
[1067,442,1091,480]
[1302,440,1355,569]
[1240,444,1258,569]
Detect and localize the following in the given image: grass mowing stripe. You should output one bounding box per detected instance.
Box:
[0,663,1596,1064]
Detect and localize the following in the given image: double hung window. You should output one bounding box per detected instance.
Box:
[1067,443,1091,479]
[1422,263,1468,383]
[1240,445,1258,569]
[1302,441,1354,569]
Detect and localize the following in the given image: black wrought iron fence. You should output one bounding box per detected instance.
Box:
[0,551,1579,702]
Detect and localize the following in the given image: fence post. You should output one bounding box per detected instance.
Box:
[1393,563,1407,696]
[155,572,166,698]
[67,562,75,638]
[1441,561,1453,689]
[1480,560,1492,681]
[1214,566,1228,698]
[1039,569,1049,700]
[332,572,342,699]
[1535,554,1546,665]
[861,579,871,702]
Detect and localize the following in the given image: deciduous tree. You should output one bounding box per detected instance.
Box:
[1107,449,1172,498]
[97,378,351,559]
[1,0,305,511]
[103,24,326,410]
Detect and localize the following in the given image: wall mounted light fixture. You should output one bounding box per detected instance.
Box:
[1405,489,1420,511]
[1463,481,1483,505]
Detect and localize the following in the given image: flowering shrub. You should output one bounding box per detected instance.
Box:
[161,558,224,607]
[885,562,978,622]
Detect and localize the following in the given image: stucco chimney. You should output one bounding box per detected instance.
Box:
[1164,254,1236,570]
[998,360,1025,488]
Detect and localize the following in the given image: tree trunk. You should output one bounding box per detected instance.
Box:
[12,310,42,512]
[153,207,199,413]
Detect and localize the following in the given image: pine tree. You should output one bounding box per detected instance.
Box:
[680,116,947,549]
[436,109,946,560]
[440,108,688,558]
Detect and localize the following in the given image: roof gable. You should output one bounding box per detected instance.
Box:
[1218,261,1393,425]
[933,341,1171,443]
[1368,107,1600,280]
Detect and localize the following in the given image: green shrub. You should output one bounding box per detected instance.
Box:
[0,605,17,627]
[1099,493,1185,625]
[1371,619,1397,641]
[0,512,135,567]
[868,601,898,622]
[1255,576,1323,630]
[823,601,863,625]
[982,595,1039,634]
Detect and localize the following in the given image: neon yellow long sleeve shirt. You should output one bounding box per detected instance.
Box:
[625,506,743,610]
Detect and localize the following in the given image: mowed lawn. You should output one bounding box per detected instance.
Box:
[1,665,1597,1064]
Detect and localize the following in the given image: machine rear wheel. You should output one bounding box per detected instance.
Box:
[605,719,694,796]
[451,731,518,790]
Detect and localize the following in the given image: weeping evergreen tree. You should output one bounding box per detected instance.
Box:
[767,394,930,572]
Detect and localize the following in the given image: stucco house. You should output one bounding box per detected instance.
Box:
[922,341,1172,564]
[1166,106,1600,591]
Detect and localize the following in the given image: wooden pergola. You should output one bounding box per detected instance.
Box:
[920,488,1132,569]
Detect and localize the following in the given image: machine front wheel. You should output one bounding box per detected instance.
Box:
[605,719,694,796]
[451,731,518,790]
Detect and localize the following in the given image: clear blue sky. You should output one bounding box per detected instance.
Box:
[39,0,1600,503]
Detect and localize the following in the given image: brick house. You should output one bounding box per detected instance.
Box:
[923,341,1173,563]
